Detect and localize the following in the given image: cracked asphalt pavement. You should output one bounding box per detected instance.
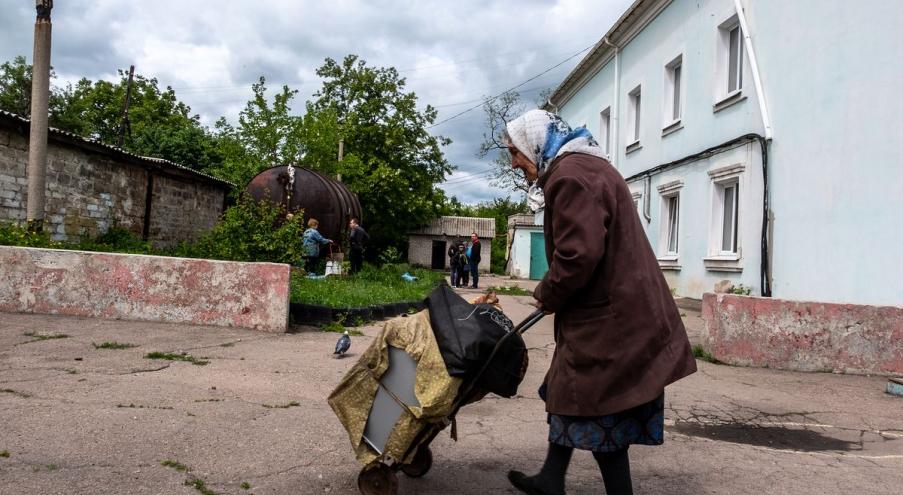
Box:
[1,288,901,494]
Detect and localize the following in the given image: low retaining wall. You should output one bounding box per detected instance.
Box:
[0,246,289,332]
[701,293,903,375]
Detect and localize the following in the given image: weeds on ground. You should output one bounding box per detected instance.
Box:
[219,342,235,347]
[117,403,174,410]
[22,331,69,342]
[262,401,300,409]
[184,478,218,495]
[730,284,753,296]
[487,285,532,296]
[241,481,251,490]
[319,317,362,336]
[193,398,223,403]
[0,450,9,458]
[161,460,188,472]
[692,345,720,364]
[145,352,209,366]
[93,341,137,349]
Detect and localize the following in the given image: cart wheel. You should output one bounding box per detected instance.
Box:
[358,462,399,495]
[400,447,433,478]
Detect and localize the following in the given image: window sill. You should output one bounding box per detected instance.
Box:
[704,256,742,272]
[713,90,746,113]
[658,257,681,271]
[661,120,683,137]
[626,141,642,154]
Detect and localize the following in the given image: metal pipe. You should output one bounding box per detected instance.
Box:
[25,0,53,231]
[733,0,773,140]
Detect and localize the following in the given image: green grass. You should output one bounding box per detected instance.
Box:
[93,341,138,350]
[184,478,218,495]
[145,352,209,366]
[487,285,532,296]
[161,459,188,472]
[22,331,69,341]
[291,263,443,307]
[692,345,720,364]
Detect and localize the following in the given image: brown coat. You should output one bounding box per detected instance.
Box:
[534,153,696,417]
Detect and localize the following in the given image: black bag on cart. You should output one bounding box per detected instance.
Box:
[425,284,528,398]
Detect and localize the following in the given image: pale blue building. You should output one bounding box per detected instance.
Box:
[546,0,902,306]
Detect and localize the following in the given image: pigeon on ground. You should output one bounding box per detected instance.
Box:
[333,330,351,357]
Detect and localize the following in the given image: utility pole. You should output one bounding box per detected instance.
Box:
[117,65,135,148]
[25,0,53,232]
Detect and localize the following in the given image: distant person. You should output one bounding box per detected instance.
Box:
[302,218,332,275]
[467,232,482,289]
[449,237,462,286]
[454,243,469,288]
[348,217,369,275]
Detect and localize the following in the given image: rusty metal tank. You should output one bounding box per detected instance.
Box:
[245,165,362,243]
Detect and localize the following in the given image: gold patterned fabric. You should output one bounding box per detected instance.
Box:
[328,310,462,465]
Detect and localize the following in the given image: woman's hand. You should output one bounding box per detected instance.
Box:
[531,298,553,315]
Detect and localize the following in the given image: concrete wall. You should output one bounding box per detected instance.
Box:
[701,293,903,375]
[0,246,289,332]
[0,122,227,247]
[408,235,491,272]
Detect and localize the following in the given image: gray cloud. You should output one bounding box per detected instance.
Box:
[0,0,631,203]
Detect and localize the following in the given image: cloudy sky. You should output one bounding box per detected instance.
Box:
[1,0,631,204]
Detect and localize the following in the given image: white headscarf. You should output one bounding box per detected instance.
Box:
[504,109,607,211]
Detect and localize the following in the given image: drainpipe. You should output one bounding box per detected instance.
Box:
[733,0,773,140]
[602,36,621,167]
[642,176,652,223]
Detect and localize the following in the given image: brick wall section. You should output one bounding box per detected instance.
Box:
[0,115,229,246]
[0,246,289,332]
[701,293,903,375]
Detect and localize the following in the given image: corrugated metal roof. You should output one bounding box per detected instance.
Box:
[0,110,234,189]
[409,216,496,238]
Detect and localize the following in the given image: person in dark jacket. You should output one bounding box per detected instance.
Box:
[457,239,470,287]
[503,110,697,495]
[348,217,369,275]
[447,241,459,286]
[467,232,482,288]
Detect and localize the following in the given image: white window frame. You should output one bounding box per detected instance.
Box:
[599,106,612,158]
[663,55,684,134]
[714,15,746,110]
[626,85,642,153]
[656,179,683,269]
[705,163,745,272]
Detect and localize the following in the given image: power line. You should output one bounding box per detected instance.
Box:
[426,42,596,129]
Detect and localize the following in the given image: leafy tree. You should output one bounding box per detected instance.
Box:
[210,76,304,188]
[302,55,454,257]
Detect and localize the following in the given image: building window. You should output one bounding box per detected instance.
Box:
[665,195,680,254]
[716,16,744,107]
[705,163,745,272]
[656,179,683,268]
[600,107,611,157]
[627,86,641,152]
[665,56,682,124]
[720,182,739,253]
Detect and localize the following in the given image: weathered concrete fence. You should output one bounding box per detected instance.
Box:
[0,246,289,332]
[701,293,903,375]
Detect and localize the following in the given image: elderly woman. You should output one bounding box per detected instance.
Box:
[503,110,696,495]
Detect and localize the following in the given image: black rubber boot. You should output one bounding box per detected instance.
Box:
[592,448,633,495]
[507,442,572,495]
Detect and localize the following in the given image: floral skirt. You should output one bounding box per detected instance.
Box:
[547,392,665,452]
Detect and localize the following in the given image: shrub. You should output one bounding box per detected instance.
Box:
[0,222,62,249]
[730,284,753,296]
[169,195,305,264]
[377,246,403,265]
